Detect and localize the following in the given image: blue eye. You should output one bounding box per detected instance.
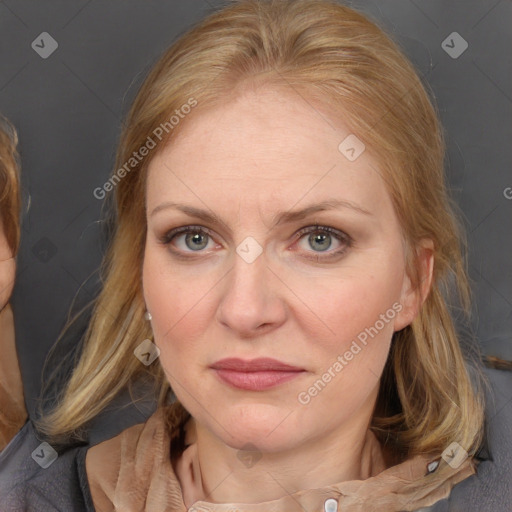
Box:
[161,226,215,253]
[294,225,351,260]
[160,224,352,260]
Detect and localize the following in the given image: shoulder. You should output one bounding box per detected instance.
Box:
[0,420,93,512]
[86,405,172,475]
[86,406,184,512]
[428,366,512,511]
[86,419,147,511]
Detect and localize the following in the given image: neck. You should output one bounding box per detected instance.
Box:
[191,390,387,505]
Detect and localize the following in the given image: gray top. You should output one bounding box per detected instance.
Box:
[1,366,510,512]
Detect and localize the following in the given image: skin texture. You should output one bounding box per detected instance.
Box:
[142,87,433,504]
[0,215,26,452]
[0,216,15,309]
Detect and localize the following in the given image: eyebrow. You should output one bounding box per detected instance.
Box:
[149,198,372,230]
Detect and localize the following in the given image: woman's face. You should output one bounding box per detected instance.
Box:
[143,87,429,453]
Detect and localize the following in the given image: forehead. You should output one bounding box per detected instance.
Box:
[146,88,393,220]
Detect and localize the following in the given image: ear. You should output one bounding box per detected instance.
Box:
[393,238,434,332]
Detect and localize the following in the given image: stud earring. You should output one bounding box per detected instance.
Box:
[144,311,152,321]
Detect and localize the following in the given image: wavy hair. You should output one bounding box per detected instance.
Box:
[37,0,489,468]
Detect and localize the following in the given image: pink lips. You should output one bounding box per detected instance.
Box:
[210,357,305,391]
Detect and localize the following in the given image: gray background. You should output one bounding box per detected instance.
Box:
[0,0,510,422]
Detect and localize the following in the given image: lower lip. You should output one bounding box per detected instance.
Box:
[213,369,304,391]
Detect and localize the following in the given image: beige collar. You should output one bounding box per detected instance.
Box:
[86,406,477,512]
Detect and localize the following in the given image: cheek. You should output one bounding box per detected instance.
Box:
[294,262,403,345]
[286,259,403,401]
[142,249,216,358]
[291,273,399,416]
[0,258,15,308]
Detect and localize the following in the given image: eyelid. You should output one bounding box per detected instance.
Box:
[291,225,352,259]
[293,224,351,243]
[159,224,352,259]
[159,225,217,245]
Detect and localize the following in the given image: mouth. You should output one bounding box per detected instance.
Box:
[210,357,306,391]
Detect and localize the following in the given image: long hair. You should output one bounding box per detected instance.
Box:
[0,114,23,448]
[0,115,21,255]
[37,0,488,466]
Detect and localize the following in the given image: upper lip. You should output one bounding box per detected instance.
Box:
[210,357,304,372]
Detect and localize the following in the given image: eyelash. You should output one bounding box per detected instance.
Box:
[159,224,352,261]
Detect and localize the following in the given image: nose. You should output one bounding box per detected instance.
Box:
[215,244,287,338]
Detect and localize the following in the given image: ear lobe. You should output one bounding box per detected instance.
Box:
[394,238,435,332]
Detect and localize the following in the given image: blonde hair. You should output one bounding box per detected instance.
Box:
[38,0,489,466]
[0,115,21,255]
